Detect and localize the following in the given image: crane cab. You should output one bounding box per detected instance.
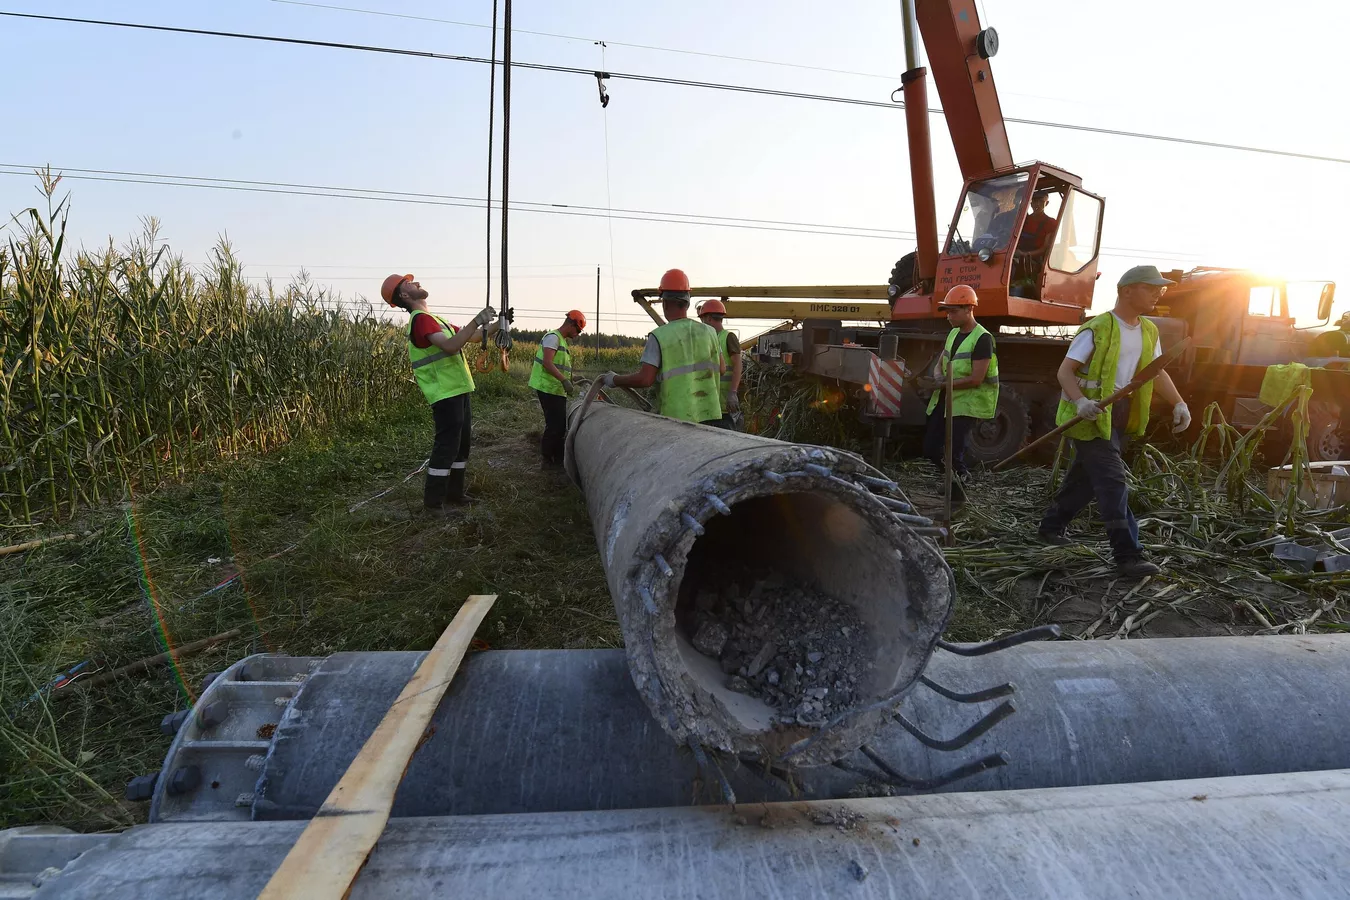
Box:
[891,162,1104,326]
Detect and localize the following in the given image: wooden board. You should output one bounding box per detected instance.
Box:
[1268,461,1350,510]
[258,594,498,899]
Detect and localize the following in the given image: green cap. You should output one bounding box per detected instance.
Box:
[1117,265,1176,288]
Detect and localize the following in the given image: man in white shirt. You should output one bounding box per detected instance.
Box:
[1037,265,1192,578]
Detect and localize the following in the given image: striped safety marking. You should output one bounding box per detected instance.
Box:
[868,355,907,417]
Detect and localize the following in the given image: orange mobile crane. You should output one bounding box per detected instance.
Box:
[633,0,1340,462]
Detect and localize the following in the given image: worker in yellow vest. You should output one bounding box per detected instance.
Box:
[697,299,742,430]
[382,273,496,511]
[528,310,586,467]
[600,269,725,426]
[1037,265,1192,578]
[919,285,999,489]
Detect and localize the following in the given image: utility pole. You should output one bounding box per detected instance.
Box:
[595,265,601,353]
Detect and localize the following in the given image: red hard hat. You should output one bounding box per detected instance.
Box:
[659,268,691,293]
[566,309,587,330]
[381,273,413,306]
[698,299,727,317]
[939,284,979,308]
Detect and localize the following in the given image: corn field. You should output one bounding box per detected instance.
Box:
[1,178,414,525]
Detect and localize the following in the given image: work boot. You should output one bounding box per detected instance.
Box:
[1037,529,1072,546]
[446,468,480,506]
[423,473,449,510]
[1116,557,1162,578]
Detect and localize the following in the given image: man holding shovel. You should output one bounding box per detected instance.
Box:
[1037,266,1192,577]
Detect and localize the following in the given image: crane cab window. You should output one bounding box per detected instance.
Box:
[1047,189,1103,274]
[947,172,1030,255]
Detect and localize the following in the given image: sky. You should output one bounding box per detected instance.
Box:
[3,0,1348,339]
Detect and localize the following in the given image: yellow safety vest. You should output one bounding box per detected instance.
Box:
[925,324,999,419]
[1055,312,1159,440]
[528,330,572,396]
[652,318,723,424]
[407,312,475,405]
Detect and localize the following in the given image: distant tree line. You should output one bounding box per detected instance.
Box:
[509,327,646,348]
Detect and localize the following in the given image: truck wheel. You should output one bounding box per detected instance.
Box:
[967,387,1032,465]
[1307,402,1346,462]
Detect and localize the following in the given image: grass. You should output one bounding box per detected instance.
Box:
[0,365,629,830]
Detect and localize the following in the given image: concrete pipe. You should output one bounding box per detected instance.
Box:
[563,398,953,765]
[145,635,1350,823]
[24,770,1350,899]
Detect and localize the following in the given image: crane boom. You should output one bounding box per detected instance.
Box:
[915,0,1013,180]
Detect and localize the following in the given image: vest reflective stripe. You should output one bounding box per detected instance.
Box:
[656,359,720,381]
[411,351,451,369]
[925,324,999,420]
[407,312,475,405]
[653,317,723,424]
[1055,313,1159,440]
[528,330,572,396]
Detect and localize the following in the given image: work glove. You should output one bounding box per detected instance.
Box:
[563,379,577,397]
[726,391,740,413]
[472,305,497,327]
[1172,401,1192,434]
[916,376,938,392]
[598,371,617,388]
[1074,397,1102,421]
[502,307,516,324]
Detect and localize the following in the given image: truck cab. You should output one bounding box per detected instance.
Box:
[1147,269,1345,457]
[891,162,1104,327]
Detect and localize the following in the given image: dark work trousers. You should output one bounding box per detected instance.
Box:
[1038,401,1143,562]
[706,417,732,430]
[923,398,976,478]
[425,393,472,507]
[536,390,568,464]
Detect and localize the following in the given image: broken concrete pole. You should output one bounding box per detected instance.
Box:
[565,399,953,766]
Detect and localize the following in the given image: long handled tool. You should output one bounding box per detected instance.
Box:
[993,337,1192,471]
[942,354,956,538]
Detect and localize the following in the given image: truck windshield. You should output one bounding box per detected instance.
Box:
[947,172,1030,255]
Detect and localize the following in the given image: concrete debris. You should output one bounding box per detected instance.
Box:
[687,571,874,726]
[726,675,752,694]
[1321,554,1350,574]
[849,859,870,882]
[692,621,729,658]
[811,807,864,831]
[1272,542,1319,572]
[746,642,777,677]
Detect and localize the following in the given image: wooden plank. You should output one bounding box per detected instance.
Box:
[258,594,498,900]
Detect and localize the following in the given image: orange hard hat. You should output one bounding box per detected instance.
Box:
[566,309,587,330]
[659,268,691,293]
[939,284,979,308]
[698,299,727,317]
[381,273,413,306]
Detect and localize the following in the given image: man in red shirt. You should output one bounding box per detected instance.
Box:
[1018,192,1058,256]
[382,273,496,511]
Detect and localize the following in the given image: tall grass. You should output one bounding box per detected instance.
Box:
[1,175,414,524]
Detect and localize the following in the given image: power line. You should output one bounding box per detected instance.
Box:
[0,163,1202,262]
[0,165,907,240]
[0,162,897,234]
[270,0,904,81]
[3,11,1347,166]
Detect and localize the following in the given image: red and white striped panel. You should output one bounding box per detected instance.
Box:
[868,355,907,417]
